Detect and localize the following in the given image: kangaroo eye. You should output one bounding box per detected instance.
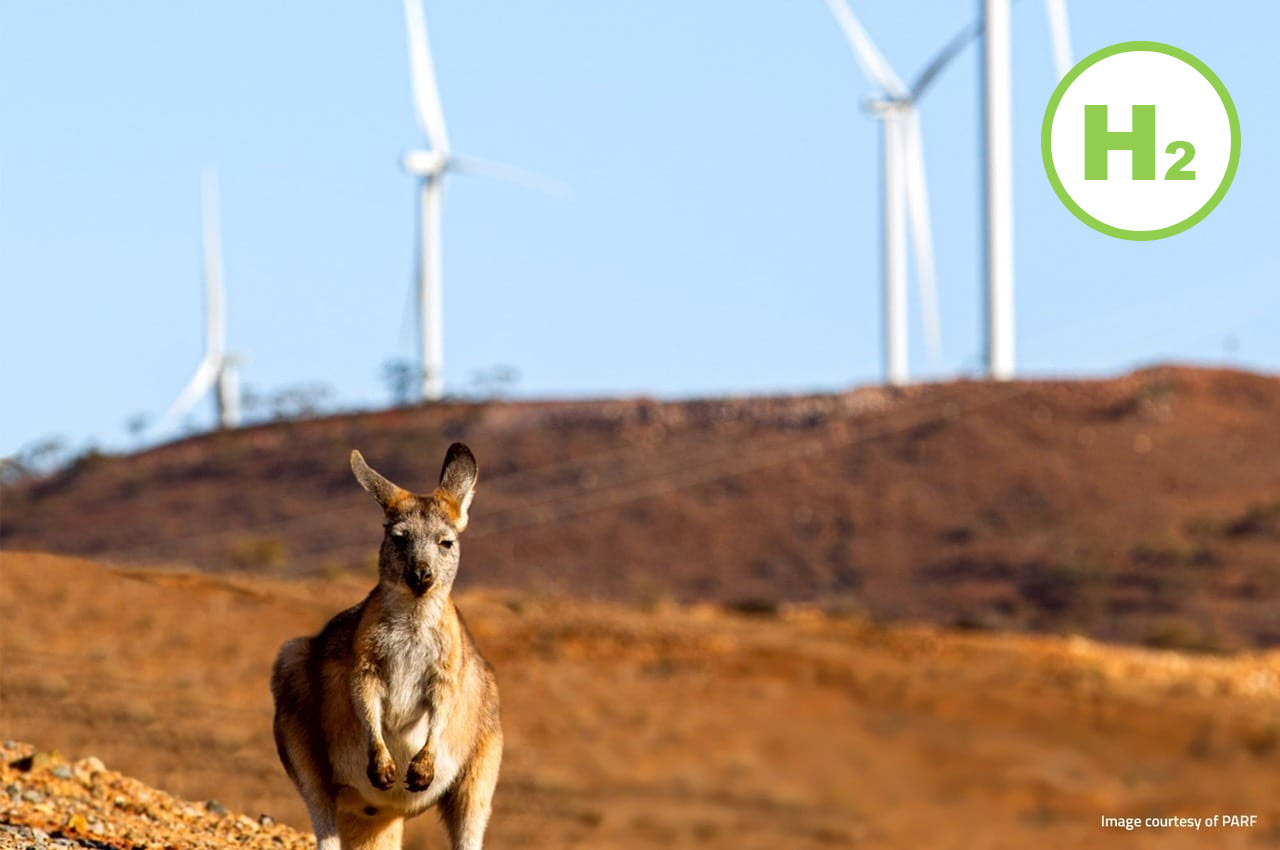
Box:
[438,539,455,549]
[389,527,408,540]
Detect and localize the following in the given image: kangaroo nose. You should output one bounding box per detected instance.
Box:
[406,566,433,595]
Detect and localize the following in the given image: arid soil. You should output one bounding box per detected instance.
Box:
[4,367,1280,650]
[2,552,1279,849]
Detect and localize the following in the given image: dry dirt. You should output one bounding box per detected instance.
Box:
[2,551,1279,849]
[4,367,1280,650]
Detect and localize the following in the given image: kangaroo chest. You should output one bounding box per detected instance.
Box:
[334,600,465,812]
[379,626,447,733]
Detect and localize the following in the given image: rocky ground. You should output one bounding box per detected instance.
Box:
[0,742,306,850]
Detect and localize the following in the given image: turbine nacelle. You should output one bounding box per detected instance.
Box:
[402,149,449,178]
[864,97,911,117]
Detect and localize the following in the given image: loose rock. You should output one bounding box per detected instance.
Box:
[0,741,313,850]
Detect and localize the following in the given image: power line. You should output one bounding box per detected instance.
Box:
[34,384,1032,570]
[75,392,903,561]
[277,384,1034,561]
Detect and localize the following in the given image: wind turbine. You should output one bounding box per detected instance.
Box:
[824,0,941,387]
[981,0,1073,379]
[160,169,240,432]
[824,0,1073,385]
[400,0,561,402]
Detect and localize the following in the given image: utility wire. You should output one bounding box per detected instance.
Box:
[27,384,1033,569]
[74,392,903,561]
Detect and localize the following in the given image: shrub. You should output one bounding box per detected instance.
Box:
[1226,501,1280,538]
[1017,558,1107,619]
[1141,618,1221,653]
[724,597,781,618]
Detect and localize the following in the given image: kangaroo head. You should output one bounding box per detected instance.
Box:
[349,443,478,598]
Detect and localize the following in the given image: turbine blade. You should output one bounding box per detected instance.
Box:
[822,0,907,98]
[900,110,941,361]
[160,356,221,430]
[909,18,981,101]
[201,169,226,360]
[1044,0,1073,80]
[404,0,451,153]
[450,155,568,197]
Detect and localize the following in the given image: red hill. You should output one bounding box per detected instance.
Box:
[4,365,1280,649]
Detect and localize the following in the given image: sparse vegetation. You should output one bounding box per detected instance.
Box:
[1182,512,1222,539]
[0,436,71,485]
[380,358,421,407]
[1182,501,1280,540]
[1240,722,1280,758]
[1142,618,1222,653]
[1129,538,1216,568]
[724,596,781,618]
[468,364,521,400]
[1016,556,1109,625]
[820,593,866,619]
[1226,500,1280,538]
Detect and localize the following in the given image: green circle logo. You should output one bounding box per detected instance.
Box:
[1042,41,1240,240]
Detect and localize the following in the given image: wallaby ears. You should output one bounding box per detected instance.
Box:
[350,450,410,512]
[438,442,478,531]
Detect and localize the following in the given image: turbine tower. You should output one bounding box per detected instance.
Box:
[824,0,941,387]
[400,0,561,402]
[981,0,1074,380]
[981,0,1014,381]
[160,169,240,432]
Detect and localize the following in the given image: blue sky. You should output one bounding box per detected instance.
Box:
[2,1,1277,457]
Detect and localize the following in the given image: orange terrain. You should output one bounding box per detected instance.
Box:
[2,552,1278,849]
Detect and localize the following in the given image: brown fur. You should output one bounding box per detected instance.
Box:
[271,444,501,850]
[432,488,462,523]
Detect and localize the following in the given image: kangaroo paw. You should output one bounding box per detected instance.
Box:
[405,754,435,792]
[367,752,397,791]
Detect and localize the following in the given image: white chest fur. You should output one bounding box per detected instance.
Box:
[381,630,437,734]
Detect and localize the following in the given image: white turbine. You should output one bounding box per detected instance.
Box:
[824,0,941,387]
[401,0,562,402]
[981,0,1015,381]
[1044,0,1075,81]
[981,0,1074,380]
[160,169,240,432]
[826,0,1073,385]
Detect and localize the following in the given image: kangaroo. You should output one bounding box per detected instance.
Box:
[271,443,502,850]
